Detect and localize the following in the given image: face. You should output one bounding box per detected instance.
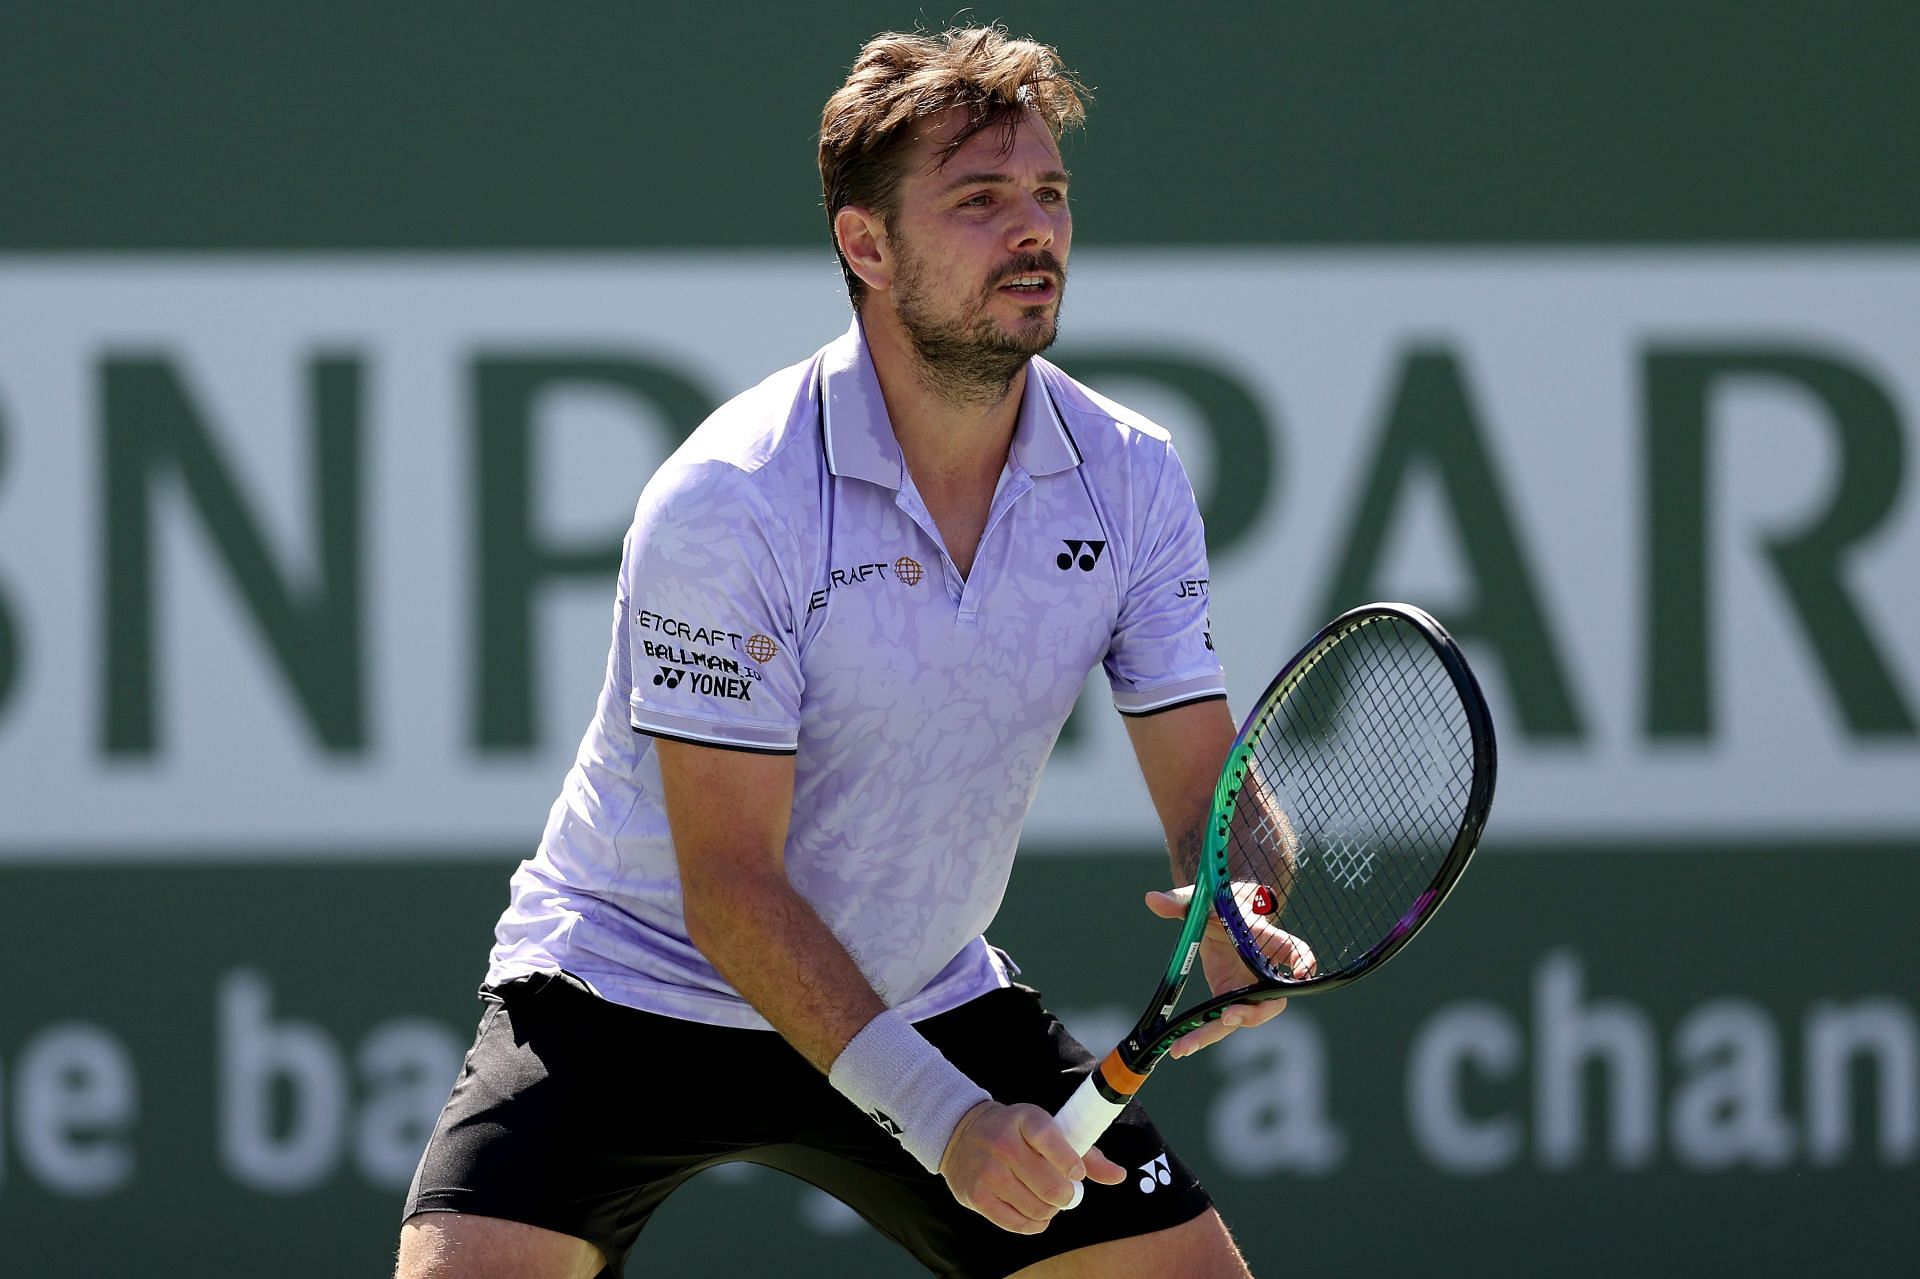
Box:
[881,106,1073,390]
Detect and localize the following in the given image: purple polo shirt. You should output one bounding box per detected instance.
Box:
[488,320,1225,1028]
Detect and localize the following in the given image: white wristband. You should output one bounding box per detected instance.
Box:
[827,1009,992,1173]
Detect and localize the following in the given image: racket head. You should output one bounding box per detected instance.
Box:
[1204,601,1496,995]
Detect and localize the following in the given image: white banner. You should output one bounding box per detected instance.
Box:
[0,252,1915,857]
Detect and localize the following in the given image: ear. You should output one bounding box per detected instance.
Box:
[834,205,893,294]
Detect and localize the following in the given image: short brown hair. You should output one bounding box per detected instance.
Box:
[818,26,1089,304]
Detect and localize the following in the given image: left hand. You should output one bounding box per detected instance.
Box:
[1144,885,1318,1059]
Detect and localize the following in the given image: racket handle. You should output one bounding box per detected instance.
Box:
[1056,1072,1128,1154]
[1054,1073,1129,1209]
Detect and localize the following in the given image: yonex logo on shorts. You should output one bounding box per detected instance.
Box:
[1057,539,1106,571]
[1136,1153,1172,1192]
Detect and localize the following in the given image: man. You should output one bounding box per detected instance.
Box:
[398,26,1287,1279]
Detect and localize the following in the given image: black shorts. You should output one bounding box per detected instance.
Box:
[404,972,1212,1278]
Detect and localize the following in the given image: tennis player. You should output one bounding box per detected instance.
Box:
[398,26,1286,1279]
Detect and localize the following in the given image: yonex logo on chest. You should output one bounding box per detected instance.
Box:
[1057,539,1107,571]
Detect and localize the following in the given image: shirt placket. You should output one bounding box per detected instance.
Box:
[895,464,1035,628]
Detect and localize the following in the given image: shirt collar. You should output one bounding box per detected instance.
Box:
[819,317,1082,489]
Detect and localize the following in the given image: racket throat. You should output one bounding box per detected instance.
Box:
[1091,1046,1153,1105]
[1153,939,1203,1023]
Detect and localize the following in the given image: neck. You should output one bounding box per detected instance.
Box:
[858,305,1027,487]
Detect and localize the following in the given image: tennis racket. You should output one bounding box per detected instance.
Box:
[1056,602,1496,1193]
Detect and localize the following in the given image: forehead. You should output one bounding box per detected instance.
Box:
[899,105,1065,188]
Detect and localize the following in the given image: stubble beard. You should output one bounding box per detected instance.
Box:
[892,245,1066,409]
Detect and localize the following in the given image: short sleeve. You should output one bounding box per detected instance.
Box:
[1103,442,1228,715]
[622,462,804,753]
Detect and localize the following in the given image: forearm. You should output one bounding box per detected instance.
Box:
[687,866,991,1172]
[1167,811,1208,884]
[1125,698,1235,886]
[685,867,885,1072]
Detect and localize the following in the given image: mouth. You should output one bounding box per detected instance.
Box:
[995,273,1058,305]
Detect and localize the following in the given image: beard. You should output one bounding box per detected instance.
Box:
[891,242,1066,407]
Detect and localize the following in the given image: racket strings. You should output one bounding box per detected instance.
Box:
[1289,625,1468,948]
[1221,617,1473,979]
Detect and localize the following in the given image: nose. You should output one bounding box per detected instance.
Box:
[1006,191,1057,251]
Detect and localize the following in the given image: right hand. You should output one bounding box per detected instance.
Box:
[937,1099,1127,1233]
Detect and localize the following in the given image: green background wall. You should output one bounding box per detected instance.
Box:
[6,3,1918,250]
[1,848,1913,1275]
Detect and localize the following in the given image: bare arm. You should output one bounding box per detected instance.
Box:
[1124,697,1294,1056]
[654,736,1123,1228]
[655,737,884,1072]
[1122,697,1236,877]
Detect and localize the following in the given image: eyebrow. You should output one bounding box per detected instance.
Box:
[938,169,1072,195]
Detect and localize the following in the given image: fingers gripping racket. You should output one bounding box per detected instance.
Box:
[1056,603,1496,1191]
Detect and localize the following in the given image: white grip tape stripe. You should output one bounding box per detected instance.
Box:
[1056,1075,1127,1209]
[1056,1072,1127,1153]
[1055,1073,1128,1209]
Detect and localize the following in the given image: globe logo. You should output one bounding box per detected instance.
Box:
[745,634,779,663]
[894,556,924,586]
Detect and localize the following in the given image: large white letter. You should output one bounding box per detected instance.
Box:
[1669,1000,1794,1170]
[218,969,346,1192]
[1206,1015,1346,1176]
[1806,998,1918,1165]
[1534,949,1657,1169]
[14,1024,138,1196]
[354,1018,463,1189]
[1407,1002,1522,1175]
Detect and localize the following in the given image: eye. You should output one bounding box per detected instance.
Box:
[960,193,993,208]
[1037,188,1066,203]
